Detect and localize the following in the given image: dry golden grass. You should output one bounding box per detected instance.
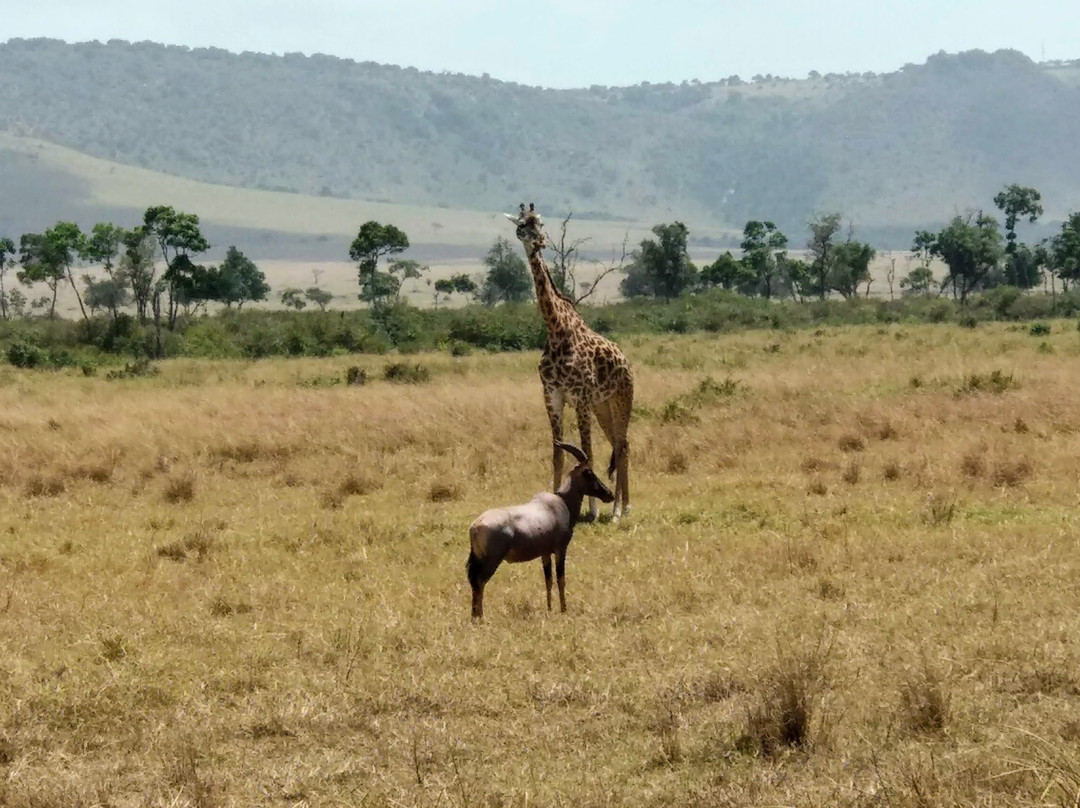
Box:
[2,323,1080,805]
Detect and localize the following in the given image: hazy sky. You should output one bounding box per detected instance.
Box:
[5,0,1078,87]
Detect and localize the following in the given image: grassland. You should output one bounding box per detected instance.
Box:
[2,323,1080,806]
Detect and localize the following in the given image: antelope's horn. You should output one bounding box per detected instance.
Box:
[554,441,588,463]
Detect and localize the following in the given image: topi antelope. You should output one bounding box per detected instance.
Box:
[466,441,614,621]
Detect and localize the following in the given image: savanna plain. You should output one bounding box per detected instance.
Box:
[3,323,1080,807]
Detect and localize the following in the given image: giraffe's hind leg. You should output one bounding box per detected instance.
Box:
[593,399,623,520]
[597,392,632,519]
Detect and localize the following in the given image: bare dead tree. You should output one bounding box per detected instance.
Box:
[573,232,631,306]
[547,213,591,300]
[886,254,896,301]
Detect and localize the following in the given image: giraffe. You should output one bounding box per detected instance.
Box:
[504,204,633,521]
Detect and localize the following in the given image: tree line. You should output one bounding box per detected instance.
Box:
[611,185,1080,307]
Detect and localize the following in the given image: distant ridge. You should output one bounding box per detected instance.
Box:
[1,38,1079,246]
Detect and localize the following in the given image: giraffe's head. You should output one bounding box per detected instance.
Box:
[504,202,546,251]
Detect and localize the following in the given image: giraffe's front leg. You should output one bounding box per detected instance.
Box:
[575,398,598,522]
[544,386,566,492]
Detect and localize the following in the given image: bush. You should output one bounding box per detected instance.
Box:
[7,340,44,368]
[383,362,431,383]
[1029,322,1051,336]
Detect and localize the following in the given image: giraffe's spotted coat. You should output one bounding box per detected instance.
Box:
[509,205,634,520]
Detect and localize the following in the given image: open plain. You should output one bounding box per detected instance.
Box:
[2,323,1080,806]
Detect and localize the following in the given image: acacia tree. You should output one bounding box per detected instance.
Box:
[829,238,876,299]
[433,273,477,307]
[215,246,269,310]
[807,212,842,300]
[0,237,14,320]
[304,287,334,311]
[700,251,753,291]
[993,184,1043,287]
[349,221,411,307]
[740,220,788,299]
[478,237,532,305]
[280,288,306,310]
[929,212,1004,303]
[619,222,697,299]
[1052,211,1080,291]
[143,205,210,328]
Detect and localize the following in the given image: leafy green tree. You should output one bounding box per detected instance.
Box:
[699,251,752,291]
[79,223,129,320]
[619,222,697,299]
[786,258,815,302]
[6,288,26,319]
[349,221,410,307]
[83,274,131,318]
[143,205,210,327]
[0,237,15,320]
[478,237,532,305]
[807,213,842,299]
[1051,212,1080,290]
[993,184,1043,287]
[18,223,86,321]
[82,223,126,276]
[214,246,268,309]
[280,288,307,310]
[740,220,788,299]
[304,287,334,311]
[829,238,876,299]
[929,213,1004,303]
[433,273,478,307]
[900,266,935,296]
[120,227,158,324]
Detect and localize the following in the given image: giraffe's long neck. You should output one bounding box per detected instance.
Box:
[526,244,581,340]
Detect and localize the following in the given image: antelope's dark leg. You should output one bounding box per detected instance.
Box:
[556,550,568,613]
[542,554,553,611]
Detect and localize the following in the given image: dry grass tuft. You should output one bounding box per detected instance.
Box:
[23,474,66,497]
[992,458,1033,488]
[961,449,985,478]
[959,368,1017,395]
[838,433,865,452]
[807,479,828,496]
[322,471,381,508]
[156,531,216,562]
[924,494,957,526]
[841,461,860,484]
[163,472,196,503]
[739,640,832,757]
[666,451,689,474]
[428,481,462,502]
[165,738,222,808]
[882,460,902,481]
[877,420,899,440]
[899,655,950,735]
[99,633,129,662]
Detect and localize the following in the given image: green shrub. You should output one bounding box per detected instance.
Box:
[7,340,44,368]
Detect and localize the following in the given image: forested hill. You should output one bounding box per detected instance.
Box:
[2,38,1079,239]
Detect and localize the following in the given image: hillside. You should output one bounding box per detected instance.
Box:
[1,39,1079,248]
